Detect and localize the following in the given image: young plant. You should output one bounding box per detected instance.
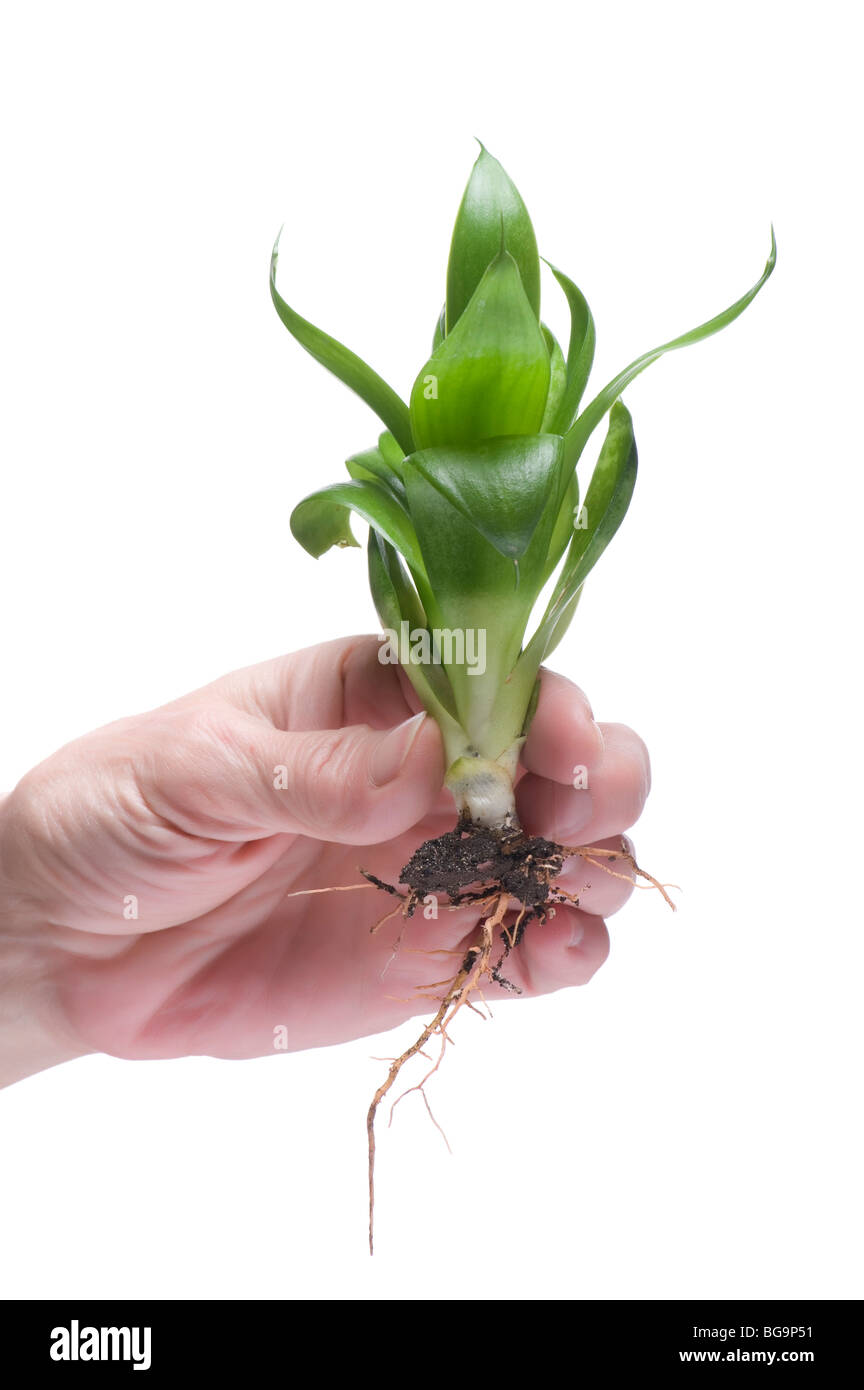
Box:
[271,144,774,1249]
[272,144,774,830]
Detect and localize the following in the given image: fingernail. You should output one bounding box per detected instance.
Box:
[370,712,427,787]
[569,920,585,948]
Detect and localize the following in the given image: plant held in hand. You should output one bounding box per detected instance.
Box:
[271,143,774,1248]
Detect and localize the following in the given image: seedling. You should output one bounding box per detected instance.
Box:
[271,143,774,1249]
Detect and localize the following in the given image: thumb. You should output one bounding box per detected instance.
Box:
[259,710,443,843]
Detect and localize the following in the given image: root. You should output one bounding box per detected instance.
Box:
[560,843,679,910]
[366,893,508,1254]
[284,834,677,1262]
[362,822,677,1253]
[282,882,378,899]
[283,828,676,1252]
[393,1086,452,1155]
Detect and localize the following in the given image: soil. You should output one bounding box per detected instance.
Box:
[399,814,565,924]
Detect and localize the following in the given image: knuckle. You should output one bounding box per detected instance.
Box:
[300,729,352,786]
[289,728,371,836]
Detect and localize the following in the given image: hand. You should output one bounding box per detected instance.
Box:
[0,635,650,1085]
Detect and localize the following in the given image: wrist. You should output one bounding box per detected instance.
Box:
[0,793,91,1087]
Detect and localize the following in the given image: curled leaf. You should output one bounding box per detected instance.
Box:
[290,478,426,578]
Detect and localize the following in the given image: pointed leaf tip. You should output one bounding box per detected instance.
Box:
[564,231,777,466]
[270,230,413,455]
[446,146,541,332]
[542,258,596,433]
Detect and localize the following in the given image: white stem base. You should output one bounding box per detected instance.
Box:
[444,740,523,829]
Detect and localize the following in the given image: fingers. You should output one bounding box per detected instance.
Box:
[138,702,445,846]
[208,635,412,733]
[163,644,647,858]
[521,668,606,783]
[263,713,445,843]
[554,835,637,917]
[517,721,650,846]
[482,906,610,998]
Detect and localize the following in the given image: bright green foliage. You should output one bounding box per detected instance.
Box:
[446,143,541,332]
[274,144,775,777]
[410,250,550,449]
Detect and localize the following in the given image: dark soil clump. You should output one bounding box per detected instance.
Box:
[364,815,570,947]
[408,816,562,902]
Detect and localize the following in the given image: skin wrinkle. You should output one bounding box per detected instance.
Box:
[300,641,348,731]
[125,768,207,851]
[152,705,262,838]
[5,785,94,921]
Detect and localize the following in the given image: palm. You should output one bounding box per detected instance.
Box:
[56,794,484,1061]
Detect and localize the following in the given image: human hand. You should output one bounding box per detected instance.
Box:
[0,636,650,1085]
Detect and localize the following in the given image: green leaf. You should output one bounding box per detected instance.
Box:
[432,305,446,351]
[488,404,636,749]
[446,143,541,332]
[527,400,638,663]
[410,249,550,450]
[406,433,565,562]
[543,260,596,433]
[401,433,572,755]
[540,325,568,432]
[367,531,427,633]
[290,478,426,577]
[400,465,541,757]
[291,491,359,555]
[542,468,580,584]
[345,442,407,501]
[367,533,465,748]
[378,431,405,466]
[564,229,777,468]
[345,449,383,483]
[270,231,413,455]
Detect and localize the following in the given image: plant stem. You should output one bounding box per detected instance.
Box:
[443,741,522,828]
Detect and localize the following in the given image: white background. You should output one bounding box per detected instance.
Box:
[1,0,861,1300]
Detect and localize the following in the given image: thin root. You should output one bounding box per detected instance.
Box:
[562,840,678,911]
[364,835,676,1253]
[282,882,378,899]
[367,893,508,1254]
